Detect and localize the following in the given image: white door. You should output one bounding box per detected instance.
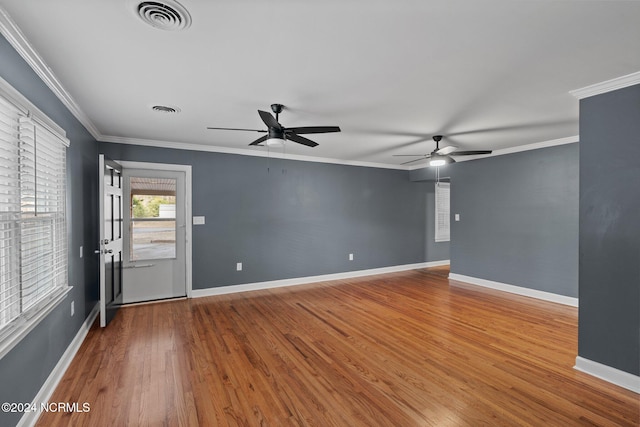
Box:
[122,168,187,303]
[98,155,124,327]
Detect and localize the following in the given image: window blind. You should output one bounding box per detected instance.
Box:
[0,96,22,328]
[19,117,68,311]
[435,182,450,242]
[0,101,68,332]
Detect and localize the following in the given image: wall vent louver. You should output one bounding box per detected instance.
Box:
[134,0,192,31]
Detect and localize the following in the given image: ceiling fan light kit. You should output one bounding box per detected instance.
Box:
[394,135,493,167]
[207,103,340,148]
[429,156,447,167]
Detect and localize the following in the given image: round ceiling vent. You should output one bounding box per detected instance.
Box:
[151,105,181,114]
[134,0,192,31]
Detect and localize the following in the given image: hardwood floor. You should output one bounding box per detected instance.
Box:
[37,266,639,426]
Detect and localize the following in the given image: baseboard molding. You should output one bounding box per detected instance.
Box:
[574,356,640,394]
[17,303,99,427]
[192,260,451,298]
[448,273,579,307]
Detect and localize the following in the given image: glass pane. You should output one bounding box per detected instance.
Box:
[129,177,177,261]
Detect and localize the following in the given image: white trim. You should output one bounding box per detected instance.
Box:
[574,356,640,394]
[0,75,67,140]
[117,161,193,299]
[448,273,578,307]
[570,71,640,100]
[16,303,99,427]
[104,135,408,171]
[407,135,579,170]
[489,135,578,157]
[0,287,72,360]
[193,260,451,298]
[0,7,100,140]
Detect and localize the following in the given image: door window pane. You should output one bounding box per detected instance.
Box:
[129,177,176,261]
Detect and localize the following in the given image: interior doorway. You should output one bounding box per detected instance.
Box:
[120,161,192,303]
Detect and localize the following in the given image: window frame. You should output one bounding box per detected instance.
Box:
[434,182,451,243]
[0,75,71,360]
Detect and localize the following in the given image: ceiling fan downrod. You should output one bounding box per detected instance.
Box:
[271,103,283,122]
[433,135,443,150]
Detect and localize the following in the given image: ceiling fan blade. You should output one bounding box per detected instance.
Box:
[286,133,318,147]
[393,154,428,157]
[249,135,268,146]
[207,126,267,132]
[258,110,283,130]
[401,157,428,165]
[285,126,341,134]
[436,145,458,155]
[450,150,493,156]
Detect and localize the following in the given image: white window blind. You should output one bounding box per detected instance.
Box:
[434,182,450,242]
[0,96,22,328]
[0,94,68,336]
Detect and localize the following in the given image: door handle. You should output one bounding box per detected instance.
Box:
[123,264,155,269]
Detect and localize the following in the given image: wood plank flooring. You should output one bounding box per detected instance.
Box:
[37,267,639,426]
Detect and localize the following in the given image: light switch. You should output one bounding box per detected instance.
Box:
[455,214,460,222]
[193,216,205,225]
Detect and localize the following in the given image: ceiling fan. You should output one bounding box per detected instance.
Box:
[394,135,492,166]
[207,103,340,148]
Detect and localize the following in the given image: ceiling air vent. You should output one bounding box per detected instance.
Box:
[134,0,192,31]
[152,105,181,114]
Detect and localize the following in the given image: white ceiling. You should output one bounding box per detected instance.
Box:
[1,0,639,168]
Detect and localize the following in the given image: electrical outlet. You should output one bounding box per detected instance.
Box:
[349,253,354,261]
[455,214,460,222]
[236,262,242,271]
[71,300,75,317]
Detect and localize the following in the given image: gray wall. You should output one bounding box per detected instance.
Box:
[446,143,580,297]
[0,35,99,426]
[578,84,640,375]
[99,143,446,289]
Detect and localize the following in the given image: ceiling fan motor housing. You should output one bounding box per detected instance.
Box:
[268,127,285,140]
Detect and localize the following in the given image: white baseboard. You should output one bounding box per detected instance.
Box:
[574,356,640,393]
[17,303,100,427]
[448,273,579,307]
[192,260,451,298]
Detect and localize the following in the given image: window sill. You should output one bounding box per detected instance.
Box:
[0,286,73,360]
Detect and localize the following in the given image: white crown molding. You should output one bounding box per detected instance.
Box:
[574,356,640,394]
[448,273,579,307]
[101,134,410,170]
[0,7,102,140]
[192,260,450,298]
[570,71,640,100]
[408,135,579,170]
[489,135,579,157]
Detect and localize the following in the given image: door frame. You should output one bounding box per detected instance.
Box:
[118,161,193,298]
